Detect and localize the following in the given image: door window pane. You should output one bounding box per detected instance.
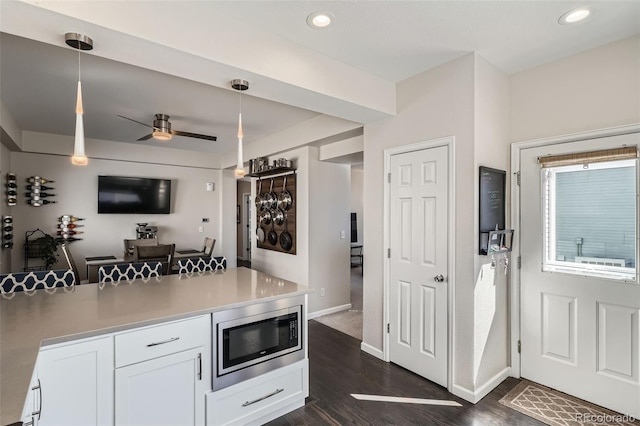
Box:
[543,159,637,281]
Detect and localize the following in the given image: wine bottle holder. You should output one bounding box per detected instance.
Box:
[26,176,56,207]
[57,215,84,243]
[6,173,17,206]
[2,215,13,250]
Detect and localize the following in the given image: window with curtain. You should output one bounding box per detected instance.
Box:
[539,147,637,281]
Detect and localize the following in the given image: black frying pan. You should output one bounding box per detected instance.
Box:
[280,212,292,251]
[268,219,278,245]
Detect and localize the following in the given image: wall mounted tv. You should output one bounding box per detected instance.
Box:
[98,176,172,214]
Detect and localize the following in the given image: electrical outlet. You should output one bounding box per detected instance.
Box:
[340,230,345,239]
[320,288,326,297]
[202,218,209,223]
[198,226,204,233]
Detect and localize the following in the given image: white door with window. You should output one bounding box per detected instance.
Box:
[520,133,640,417]
[388,144,449,387]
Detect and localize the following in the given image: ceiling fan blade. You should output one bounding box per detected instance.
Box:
[171,130,217,141]
[137,133,154,141]
[117,114,155,129]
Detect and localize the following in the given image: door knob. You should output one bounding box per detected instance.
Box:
[434,274,445,282]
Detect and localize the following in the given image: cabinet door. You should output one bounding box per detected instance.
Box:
[37,336,113,426]
[115,347,205,426]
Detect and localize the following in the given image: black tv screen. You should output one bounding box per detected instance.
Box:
[98,176,171,214]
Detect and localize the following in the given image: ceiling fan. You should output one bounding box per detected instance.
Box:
[117,113,217,141]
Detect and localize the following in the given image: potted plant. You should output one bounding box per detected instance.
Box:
[35,234,59,269]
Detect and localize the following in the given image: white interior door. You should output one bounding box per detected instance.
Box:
[520,133,640,417]
[388,144,448,387]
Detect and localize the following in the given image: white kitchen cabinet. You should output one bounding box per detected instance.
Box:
[114,315,210,426]
[206,359,308,426]
[32,336,114,426]
[115,347,205,426]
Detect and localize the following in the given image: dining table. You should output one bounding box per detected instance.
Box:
[84,248,209,283]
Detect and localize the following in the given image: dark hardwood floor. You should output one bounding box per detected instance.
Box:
[267,321,543,426]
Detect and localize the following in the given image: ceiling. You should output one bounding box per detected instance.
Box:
[1,1,639,158]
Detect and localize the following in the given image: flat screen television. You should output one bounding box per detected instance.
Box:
[98,176,171,214]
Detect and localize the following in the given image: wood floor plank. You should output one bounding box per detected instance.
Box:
[267,321,544,425]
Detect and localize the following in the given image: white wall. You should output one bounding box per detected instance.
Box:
[308,147,351,313]
[471,55,510,392]
[363,53,476,376]
[0,143,12,272]
[510,35,640,143]
[10,152,224,278]
[250,145,351,315]
[350,167,363,244]
[251,147,310,287]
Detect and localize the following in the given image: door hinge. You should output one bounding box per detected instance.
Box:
[387,248,391,258]
[387,323,390,333]
[518,340,521,354]
[388,173,391,184]
[517,255,521,269]
[516,171,521,186]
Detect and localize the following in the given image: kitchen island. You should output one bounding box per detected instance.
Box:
[0,267,311,425]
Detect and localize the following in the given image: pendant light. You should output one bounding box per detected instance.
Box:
[231,79,249,178]
[65,33,93,166]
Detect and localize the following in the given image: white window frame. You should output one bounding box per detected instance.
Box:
[542,159,637,281]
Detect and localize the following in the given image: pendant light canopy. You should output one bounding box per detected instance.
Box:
[231,79,249,178]
[65,33,93,166]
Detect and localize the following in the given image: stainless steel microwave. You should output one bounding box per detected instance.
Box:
[211,295,305,391]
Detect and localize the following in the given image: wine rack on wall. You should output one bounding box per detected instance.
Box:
[2,216,13,250]
[57,215,85,243]
[6,173,17,206]
[26,176,56,207]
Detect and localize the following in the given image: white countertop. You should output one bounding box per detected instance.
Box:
[0,267,310,425]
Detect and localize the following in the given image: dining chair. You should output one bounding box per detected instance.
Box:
[0,269,75,294]
[133,243,175,275]
[123,238,159,256]
[98,261,163,283]
[202,237,216,256]
[61,243,84,284]
[176,256,226,274]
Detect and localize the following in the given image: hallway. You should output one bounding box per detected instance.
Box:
[314,266,363,340]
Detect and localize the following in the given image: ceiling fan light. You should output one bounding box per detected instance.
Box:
[152,130,172,141]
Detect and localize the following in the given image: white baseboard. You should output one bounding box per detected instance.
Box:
[360,342,384,360]
[452,367,511,404]
[307,303,351,320]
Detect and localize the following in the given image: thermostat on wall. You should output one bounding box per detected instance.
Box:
[206,182,214,192]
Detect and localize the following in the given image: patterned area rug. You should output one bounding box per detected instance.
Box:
[499,380,639,426]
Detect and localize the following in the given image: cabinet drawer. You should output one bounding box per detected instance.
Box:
[115,315,208,367]
[206,359,308,426]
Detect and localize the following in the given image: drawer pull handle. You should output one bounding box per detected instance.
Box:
[242,388,284,407]
[146,336,180,347]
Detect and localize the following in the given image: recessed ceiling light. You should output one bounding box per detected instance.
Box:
[558,7,591,25]
[307,12,334,29]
